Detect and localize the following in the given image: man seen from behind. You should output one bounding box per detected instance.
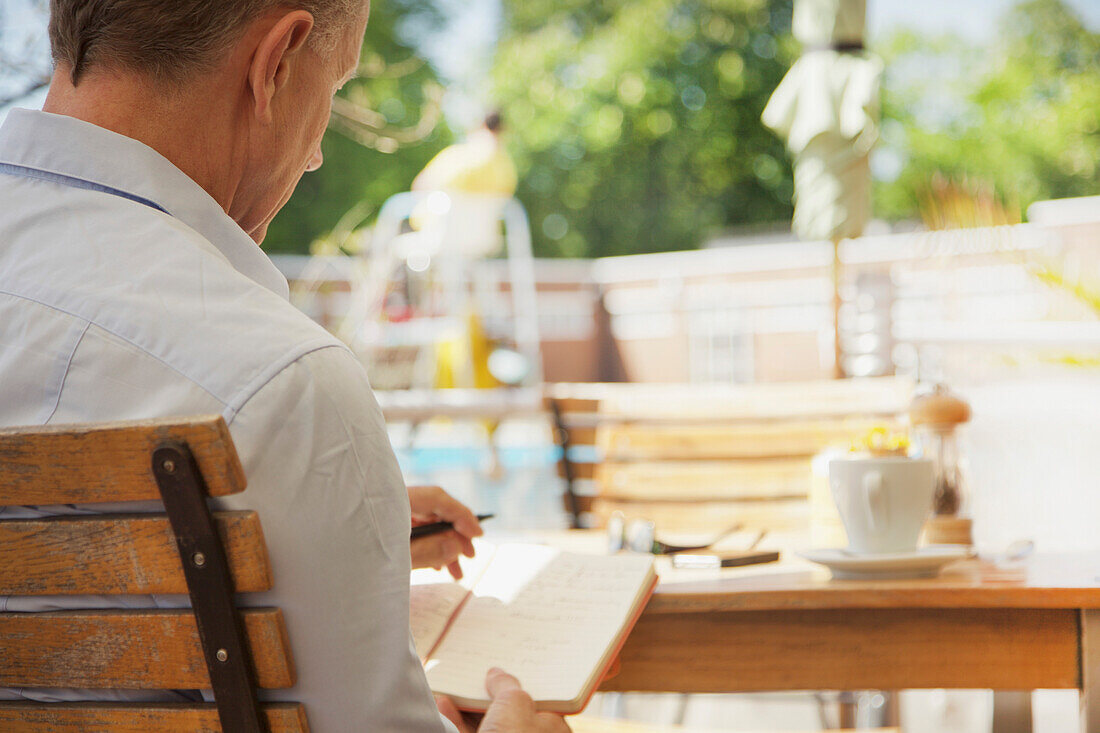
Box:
[0,1,569,730]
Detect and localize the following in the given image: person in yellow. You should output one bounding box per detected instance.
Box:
[410,113,524,477]
[408,111,520,393]
[412,111,517,196]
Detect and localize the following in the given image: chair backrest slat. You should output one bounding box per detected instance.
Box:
[0,609,296,690]
[0,416,245,504]
[546,379,913,532]
[599,417,892,461]
[0,702,309,733]
[1,417,304,730]
[0,511,271,595]
[596,457,812,502]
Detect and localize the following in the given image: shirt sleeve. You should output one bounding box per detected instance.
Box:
[219,345,453,732]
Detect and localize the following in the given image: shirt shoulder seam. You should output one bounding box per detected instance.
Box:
[222,341,354,425]
[41,320,91,425]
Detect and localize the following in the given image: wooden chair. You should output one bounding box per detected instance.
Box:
[547,378,913,532]
[0,416,307,732]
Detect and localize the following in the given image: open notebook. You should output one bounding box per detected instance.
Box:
[410,542,657,714]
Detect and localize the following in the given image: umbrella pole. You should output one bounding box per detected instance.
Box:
[832,237,844,379]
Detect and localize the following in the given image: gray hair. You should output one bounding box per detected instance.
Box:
[49,0,363,84]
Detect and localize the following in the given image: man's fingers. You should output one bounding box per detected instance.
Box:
[536,712,572,732]
[435,493,483,539]
[485,668,532,707]
[447,559,463,580]
[435,695,471,733]
[410,531,460,570]
[409,485,484,539]
[479,669,570,733]
[485,667,520,696]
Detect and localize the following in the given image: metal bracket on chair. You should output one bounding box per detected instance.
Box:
[153,442,267,733]
[549,400,583,529]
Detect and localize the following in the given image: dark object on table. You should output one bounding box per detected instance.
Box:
[411,514,494,540]
[672,550,781,569]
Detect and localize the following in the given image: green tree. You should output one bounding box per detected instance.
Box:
[492,0,795,258]
[263,0,453,254]
[875,0,1100,222]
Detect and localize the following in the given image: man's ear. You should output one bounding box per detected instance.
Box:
[249,10,315,124]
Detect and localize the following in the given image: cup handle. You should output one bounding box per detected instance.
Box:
[862,471,885,534]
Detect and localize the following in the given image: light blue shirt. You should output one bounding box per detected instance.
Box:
[0,108,451,731]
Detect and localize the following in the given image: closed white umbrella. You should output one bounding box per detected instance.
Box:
[762,0,882,374]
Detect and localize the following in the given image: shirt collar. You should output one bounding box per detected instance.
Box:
[0,108,290,299]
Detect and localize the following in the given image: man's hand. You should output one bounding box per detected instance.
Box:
[435,668,571,733]
[478,668,571,732]
[409,485,482,580]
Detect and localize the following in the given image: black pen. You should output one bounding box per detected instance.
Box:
[410,513,494,540]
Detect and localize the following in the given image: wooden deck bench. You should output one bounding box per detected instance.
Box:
[547,378,913,532]
[0,416,307,732]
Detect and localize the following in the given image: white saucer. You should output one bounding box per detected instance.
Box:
[797,546,974,579]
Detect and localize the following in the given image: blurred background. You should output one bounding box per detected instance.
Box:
[3,1,1100,729]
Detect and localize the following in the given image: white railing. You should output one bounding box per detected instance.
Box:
[273,220,1099,384]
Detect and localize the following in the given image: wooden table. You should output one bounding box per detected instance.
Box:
[598,549,1100,732]
[375,387,544,423]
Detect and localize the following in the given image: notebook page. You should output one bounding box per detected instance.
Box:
[424,544,654,705]
[409,582,471,660]
[410,541,497,660]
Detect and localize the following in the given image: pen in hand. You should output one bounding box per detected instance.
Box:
[411,513,494,540]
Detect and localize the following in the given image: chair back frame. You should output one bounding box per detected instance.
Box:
[547,399,584,528]
[152,441,266,733]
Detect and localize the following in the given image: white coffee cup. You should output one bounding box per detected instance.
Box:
[829,456,935,555]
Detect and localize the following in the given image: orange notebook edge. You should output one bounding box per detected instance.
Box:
[564,569,660,714]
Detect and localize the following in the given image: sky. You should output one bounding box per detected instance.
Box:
[868,0,1100,42]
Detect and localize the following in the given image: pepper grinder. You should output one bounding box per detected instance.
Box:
[909,384,973,546]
